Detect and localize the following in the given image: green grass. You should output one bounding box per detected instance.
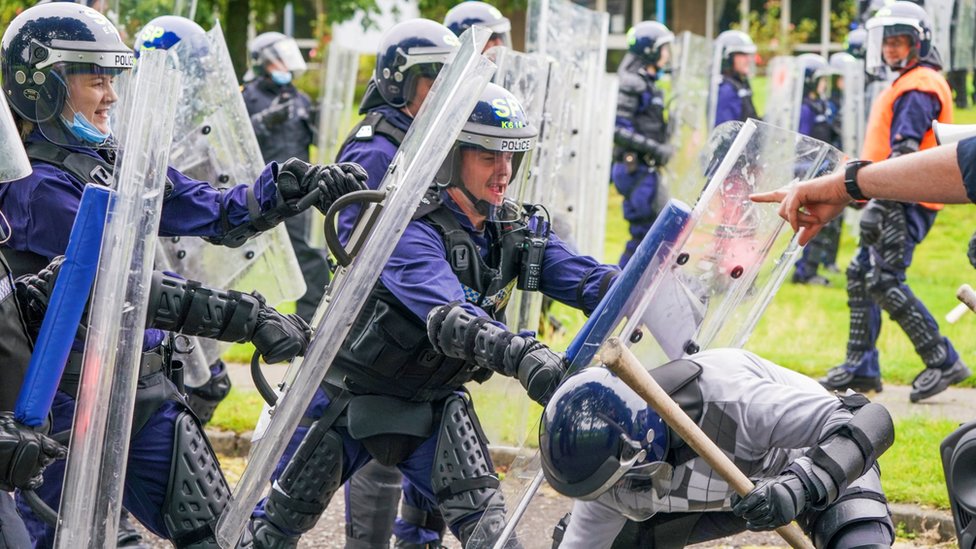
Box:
[209,388,266,433]
[879,416,957,509]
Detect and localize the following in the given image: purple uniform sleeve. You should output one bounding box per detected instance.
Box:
[889,90,942,154]
[335,137,398,245]
[158,163,280,237]
[958,136,976,203]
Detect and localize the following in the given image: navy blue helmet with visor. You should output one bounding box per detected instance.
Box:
[444,2,512,47]
[540,366,669,504]
[627,21,674,68]
[374,19,460,109]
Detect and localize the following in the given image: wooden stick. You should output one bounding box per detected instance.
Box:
[600,337,814,549]
[957,284,976,313]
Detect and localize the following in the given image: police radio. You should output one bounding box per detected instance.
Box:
[518,206,550,292]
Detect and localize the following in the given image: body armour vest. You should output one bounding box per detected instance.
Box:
[614,71,667,160]
[861,64,952,210]
[0,251,35,410]
[327,192,532,402]
[724,75,758,122]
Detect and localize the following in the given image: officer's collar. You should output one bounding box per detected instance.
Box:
[257,76,293,94]
[27,128,112,163]
[440,189,487,235]
[371,104,414,133]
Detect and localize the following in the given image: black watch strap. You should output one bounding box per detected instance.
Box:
[844,160,872,201]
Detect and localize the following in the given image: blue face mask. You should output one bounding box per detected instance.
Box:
[61,112,111,145]
[270,70,293,85]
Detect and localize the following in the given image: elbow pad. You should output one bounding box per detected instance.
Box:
[427,304,538,377]
[146,271,260,343]
[791,402,895,509]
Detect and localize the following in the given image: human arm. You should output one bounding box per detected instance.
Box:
[538,232,620,315]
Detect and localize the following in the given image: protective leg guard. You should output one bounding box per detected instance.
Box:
[872,280,948,368]
[821,262,882,392]
[941,419,976,549]
[431,394,518,548]
[261,419,344,541]
[345,461,402,549]
[805,478,892,549]
[162,411,231,548]
[186,360,232,425]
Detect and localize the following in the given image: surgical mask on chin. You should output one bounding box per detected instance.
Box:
[271,71,293,85]
[61,112,110,145]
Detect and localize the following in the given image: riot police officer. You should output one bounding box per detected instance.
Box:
[711,30,759,127]
[820,1,969,402]
[243,32,329,325]
[243,82,620,548]
[612,21,675,268]
[0,4,365,546]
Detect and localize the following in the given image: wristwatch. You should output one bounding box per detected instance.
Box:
[844,160,872,201]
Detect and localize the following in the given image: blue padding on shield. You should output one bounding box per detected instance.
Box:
[15,185,111,427]
[565,199,691,372]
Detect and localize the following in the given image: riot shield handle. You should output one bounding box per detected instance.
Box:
[21,429,69,527]
[323,190,388,267]
[250,350,280,407]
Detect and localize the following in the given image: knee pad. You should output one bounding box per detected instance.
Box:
[806,487,892,549]
[186,361,232,425]
[430,394,504,538]
[163,411,231,548]
[264,422,343,535]
[942,420,976,549]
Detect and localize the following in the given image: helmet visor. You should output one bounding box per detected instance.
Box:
[35,61,135,150]
[0,95,30,182]
[596,460,675,521]
[266,38,307,74]
[865,17,920,71]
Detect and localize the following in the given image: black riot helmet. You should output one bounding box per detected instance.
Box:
[369,19,460,110]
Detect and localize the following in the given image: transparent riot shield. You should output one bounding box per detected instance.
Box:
[837,57,867,157]
[465,119,845,547]
[586,72,617,259]
[52,51,181,549]
[213,27,497,547]
[924,0,954,68]
[110,0,196,37]
[311,36,362,249]
[666,31,711,205]
[953,0,976,70]
[764,56,803,132]
[160,23,304,387]
[525,0,610,261]
[0,94,30,182]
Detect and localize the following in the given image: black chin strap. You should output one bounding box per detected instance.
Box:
[455,183,496,218]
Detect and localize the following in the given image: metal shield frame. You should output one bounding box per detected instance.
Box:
[213,27,498,547]
[53,50,181,549]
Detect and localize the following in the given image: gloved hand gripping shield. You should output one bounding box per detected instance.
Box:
[52,50,181,549]
[464,120,845,546]
[665,31,711,204]
[150,21,304,386]
[213,27,498,547]
[525,0,610,260]
[0,94,30,182]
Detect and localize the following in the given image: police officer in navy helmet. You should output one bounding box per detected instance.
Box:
[612,21,674,268]
[712,30,759,127]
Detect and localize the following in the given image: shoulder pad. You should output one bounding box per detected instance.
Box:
[617,72,647,95]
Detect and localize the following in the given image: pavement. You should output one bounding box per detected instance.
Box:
[184,362,968,548]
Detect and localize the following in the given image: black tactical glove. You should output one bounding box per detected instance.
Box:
[0,412,66,491]
[14,255,66,334]
[968,230,976,270]
[516,345,567,406]
[250,297,312,363]
[276,158,368,215]
[730,472,809,531]
[255,95,293,128]
[858,200,888,246]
